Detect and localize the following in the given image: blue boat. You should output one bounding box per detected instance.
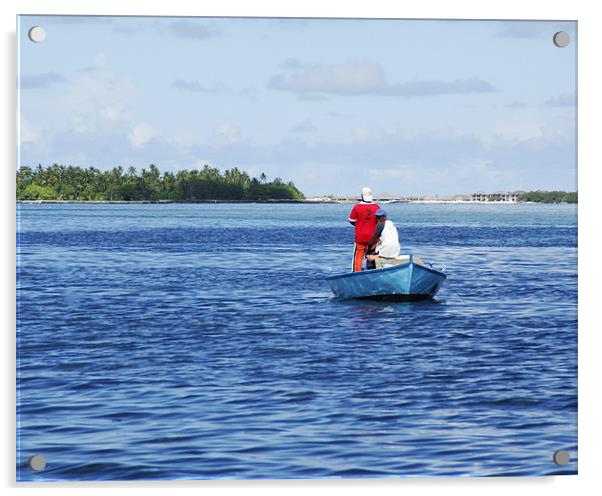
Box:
[326,254,447,301]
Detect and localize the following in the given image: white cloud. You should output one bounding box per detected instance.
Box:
[101,105,126,122]
[292,120,316,133]
[368,166,415,180]
[172,79,228,93]
[278,58,307,69]
[269,60,494,97]
[167,20,219,40]
[194,159,216,168]
[543,92,576,108]
[351,126,379,143]
[129,123,157,149]
[19,104,576,195]
[81,53,110,74]
[212,122,242,146]
[238,86,259,101]
[270,60,385,95]
[327,110,353,118]
[59,64,136,135]
[296,94,330,102]
[19,113,38,143]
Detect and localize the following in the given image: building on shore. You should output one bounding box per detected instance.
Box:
[306,192,525,203]
[470,191,522,202]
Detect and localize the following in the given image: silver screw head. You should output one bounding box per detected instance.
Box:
[553,450,570,466]
[28,454,47,471]
[28,26,46,43]
[553,31,570,48]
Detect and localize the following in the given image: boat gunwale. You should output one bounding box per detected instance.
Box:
[325,260,446,281]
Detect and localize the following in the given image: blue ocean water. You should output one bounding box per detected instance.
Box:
[16,203,577,480]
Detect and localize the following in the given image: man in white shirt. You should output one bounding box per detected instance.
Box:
[366,209,401,268]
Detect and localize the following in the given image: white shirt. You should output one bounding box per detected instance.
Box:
[375,219,400,258]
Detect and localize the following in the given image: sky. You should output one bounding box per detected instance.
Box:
[17,16,577,196]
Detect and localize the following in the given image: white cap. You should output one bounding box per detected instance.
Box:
[361,187,373,202]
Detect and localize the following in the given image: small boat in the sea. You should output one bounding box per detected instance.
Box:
[326,254,447,301]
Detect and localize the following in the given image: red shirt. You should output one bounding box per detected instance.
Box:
[349,202,380,243]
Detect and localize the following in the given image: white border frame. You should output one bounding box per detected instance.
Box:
[3,1,600,495]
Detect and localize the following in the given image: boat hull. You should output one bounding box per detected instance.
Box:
[326,258,446,300]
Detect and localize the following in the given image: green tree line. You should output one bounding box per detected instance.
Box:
[16,164,305,201]
[517,191,578,203]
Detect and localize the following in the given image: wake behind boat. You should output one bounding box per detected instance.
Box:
[326,254,446,301]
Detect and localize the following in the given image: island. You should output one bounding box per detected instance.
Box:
[16,164,305,202]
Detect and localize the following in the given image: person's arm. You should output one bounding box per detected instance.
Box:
[367,222,385,249]
[348,205,357,226]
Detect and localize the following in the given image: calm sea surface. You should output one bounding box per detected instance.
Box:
[16,203,577,480]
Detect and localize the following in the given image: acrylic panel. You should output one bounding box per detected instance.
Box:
[16,15,577,481]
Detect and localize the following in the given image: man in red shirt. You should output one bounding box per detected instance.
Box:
[348,187,380,272]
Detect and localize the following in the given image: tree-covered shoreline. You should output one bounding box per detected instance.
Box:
[16,164,305,202]
[517,191,577,203]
